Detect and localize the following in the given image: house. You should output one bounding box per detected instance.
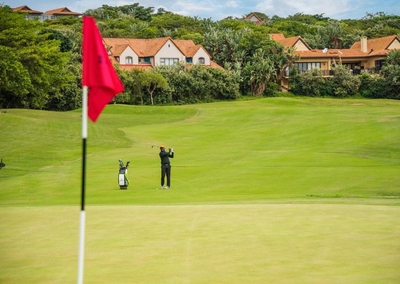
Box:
[12,5,82,21]
[12,5,42,20]
[41,7,82,20]
[244,12,264,25]
[271,34,400,89]
[102,37,222,71]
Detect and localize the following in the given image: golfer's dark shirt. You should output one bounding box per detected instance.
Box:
[160,150,174,164]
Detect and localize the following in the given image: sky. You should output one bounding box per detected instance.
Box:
[3,0,400,21]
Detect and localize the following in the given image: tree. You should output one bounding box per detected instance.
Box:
[330,65,361,97]
[139,70,169,105]
[202,23,251,66]
[39,29,73,52]
[0,46,31,108]
[290,68,326,97]
[266,42,300,89]
[243,49,276,96]
[304,20,345,49]
[385,49,400,65]
[85,4,154,21]
[380,49,400,98]
[0,6,71,109]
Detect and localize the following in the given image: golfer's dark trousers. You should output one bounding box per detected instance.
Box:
[161,164,171,187]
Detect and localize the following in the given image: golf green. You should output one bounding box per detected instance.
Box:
[1,97,399,282]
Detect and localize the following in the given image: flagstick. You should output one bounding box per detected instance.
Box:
[78,86,88,284]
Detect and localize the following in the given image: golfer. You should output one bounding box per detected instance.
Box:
[159,145,174,189]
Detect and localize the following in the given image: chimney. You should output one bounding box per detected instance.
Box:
[361,36,368,53]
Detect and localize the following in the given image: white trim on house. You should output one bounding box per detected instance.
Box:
[155,39,186,65]
[193,48,211,65]
[120,46,138,64]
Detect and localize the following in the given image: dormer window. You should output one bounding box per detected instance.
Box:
[198,57,205,64]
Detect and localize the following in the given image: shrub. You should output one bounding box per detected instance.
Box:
[330,65,361,97]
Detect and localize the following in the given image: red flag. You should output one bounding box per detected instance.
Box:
[82,16,124,122]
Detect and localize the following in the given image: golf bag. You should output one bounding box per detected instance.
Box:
[118,159,130,189]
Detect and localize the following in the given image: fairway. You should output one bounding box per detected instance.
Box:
[1,97,400,283]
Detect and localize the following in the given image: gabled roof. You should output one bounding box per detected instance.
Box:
[12,5,42,14]
[112,44,131,56]
[44,7,82,16]
[244,12,263,25]
[350,35,400,55]
[103,37,212,59]
[173,39,212,58]
[103,37,184,57]
[270,33,400,59]
[270,33,312,51]
[104,37,222,70]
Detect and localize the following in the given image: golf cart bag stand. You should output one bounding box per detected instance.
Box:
[118,159,130,189]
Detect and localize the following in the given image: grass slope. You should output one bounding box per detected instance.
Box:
[1,98,400,283]
[1,98,399,205]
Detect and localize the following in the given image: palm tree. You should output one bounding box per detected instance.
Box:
[245,49,276,96]
[385,49,400,65]
[325,21,344,49]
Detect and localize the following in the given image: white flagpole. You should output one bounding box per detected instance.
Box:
[78,86,88,284]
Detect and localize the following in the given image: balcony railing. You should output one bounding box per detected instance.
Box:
[284,68,379,77]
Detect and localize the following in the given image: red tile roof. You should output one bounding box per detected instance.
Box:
[174,39,212,58]
[351,35,399,51]
[103,37,176,57]
[244,13,264,25]
[295,48,366,59]
[103,37,212,59]
[350,35,400,56]
[270,33,312,50]
[12,5,42,14]
[104,37,221,71]
[209,60,224,69]
[272,33,400,59]
[44,7,82,16]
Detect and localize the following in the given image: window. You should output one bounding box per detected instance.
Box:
[125,56,133,64]
[139,57,151,64]
[375,60,385,71]
[186,58,193,63]
[160,58,179,66]
[294,62,321,73]
[198,57,205,64]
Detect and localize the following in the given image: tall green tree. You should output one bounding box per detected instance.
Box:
[140,70,169,105]
[380,49,400,98]
[243,49,276,96]
[0,6,71,109]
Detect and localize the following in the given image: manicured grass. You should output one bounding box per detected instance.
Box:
[1,98,399,205]
[1,97,400,283]
[1,205,399,283]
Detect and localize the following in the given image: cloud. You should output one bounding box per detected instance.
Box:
[255,0,358,18]
[225,1,240,8]
[165,1,214,18]
[5,0,398,21]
